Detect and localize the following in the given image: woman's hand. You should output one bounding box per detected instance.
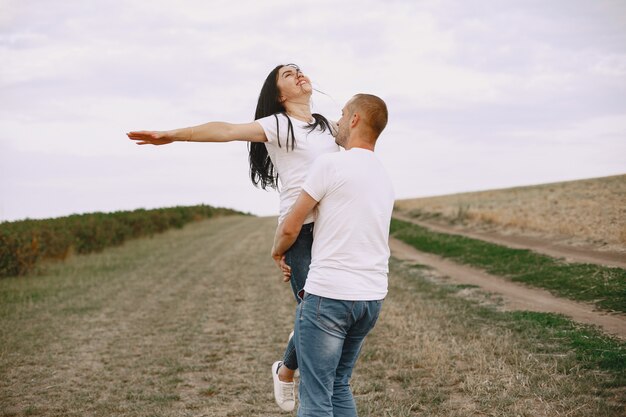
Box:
[271,249,292,282]
[278,257,292,282]
[127,130,174,146]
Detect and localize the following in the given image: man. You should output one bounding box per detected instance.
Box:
[271,94,394,416]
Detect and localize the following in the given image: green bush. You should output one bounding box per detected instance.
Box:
[0,205,245,278]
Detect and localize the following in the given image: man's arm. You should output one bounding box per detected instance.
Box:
[271,191,318,264]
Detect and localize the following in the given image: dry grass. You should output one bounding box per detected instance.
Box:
[395,174,626,252]
[1,216,294,416]
[0,216,623,416]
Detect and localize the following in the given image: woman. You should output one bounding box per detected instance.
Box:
[127,64,338,412]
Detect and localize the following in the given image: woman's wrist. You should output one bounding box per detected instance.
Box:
[168,127,193,142]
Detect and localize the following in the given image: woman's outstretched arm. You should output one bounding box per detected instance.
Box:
[127,121,267,145]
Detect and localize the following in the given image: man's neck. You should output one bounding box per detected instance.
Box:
[345,136,375,152]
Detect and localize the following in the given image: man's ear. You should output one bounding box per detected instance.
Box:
[350,112,360,128]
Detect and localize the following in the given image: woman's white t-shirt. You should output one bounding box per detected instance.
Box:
[256,113,339,225]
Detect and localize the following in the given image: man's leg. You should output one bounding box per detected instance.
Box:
[295,294,351,417]
[332,300,383,417]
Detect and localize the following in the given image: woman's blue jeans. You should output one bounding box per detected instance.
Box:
[281,222,314,370]
[294,293,383,417]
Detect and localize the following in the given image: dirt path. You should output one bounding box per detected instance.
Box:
[390,237,626,340]
[393,212,626,269]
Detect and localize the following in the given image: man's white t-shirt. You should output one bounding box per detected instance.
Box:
[256,114,339,225]
[302,148,395,301]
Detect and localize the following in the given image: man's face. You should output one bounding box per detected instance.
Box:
[334,101,352,148]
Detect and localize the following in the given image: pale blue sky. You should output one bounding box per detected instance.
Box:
[1,0,625,221]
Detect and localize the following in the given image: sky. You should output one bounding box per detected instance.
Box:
[1,0,625,222]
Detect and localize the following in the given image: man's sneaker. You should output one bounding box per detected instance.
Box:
[272,361,295,411]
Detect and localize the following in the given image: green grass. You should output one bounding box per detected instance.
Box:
[391,218,626,313]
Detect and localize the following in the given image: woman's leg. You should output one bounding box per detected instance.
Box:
[281,222,313,371]
[273,223,313,410]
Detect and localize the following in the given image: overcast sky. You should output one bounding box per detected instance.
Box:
[1,0,625,222]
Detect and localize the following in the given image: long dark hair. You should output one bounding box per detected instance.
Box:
[248,64,334,190]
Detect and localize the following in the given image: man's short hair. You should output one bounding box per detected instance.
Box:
[350,94,388,138]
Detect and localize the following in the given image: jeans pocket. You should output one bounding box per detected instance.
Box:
[298,294,305,320]
[317,297,351,333]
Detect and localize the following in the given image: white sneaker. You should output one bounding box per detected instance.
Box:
[272,361,295,412]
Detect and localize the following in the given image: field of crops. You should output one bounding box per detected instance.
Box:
[0,205,245,278]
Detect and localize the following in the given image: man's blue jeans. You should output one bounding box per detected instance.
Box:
[282,222,314,370]
[294,293,383,417]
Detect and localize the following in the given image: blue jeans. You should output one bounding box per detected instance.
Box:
[282,222,314,370]
[295,293,383,417]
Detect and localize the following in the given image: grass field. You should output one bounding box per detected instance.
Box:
[1,216,624,416]
[394,174,626,252]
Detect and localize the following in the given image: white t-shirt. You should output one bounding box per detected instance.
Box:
[256,114,339,224]
[302,148,395,301]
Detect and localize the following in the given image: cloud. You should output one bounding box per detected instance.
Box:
[1,0,625,221]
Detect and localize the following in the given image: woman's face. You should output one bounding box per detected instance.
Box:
[276,64,312,103]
